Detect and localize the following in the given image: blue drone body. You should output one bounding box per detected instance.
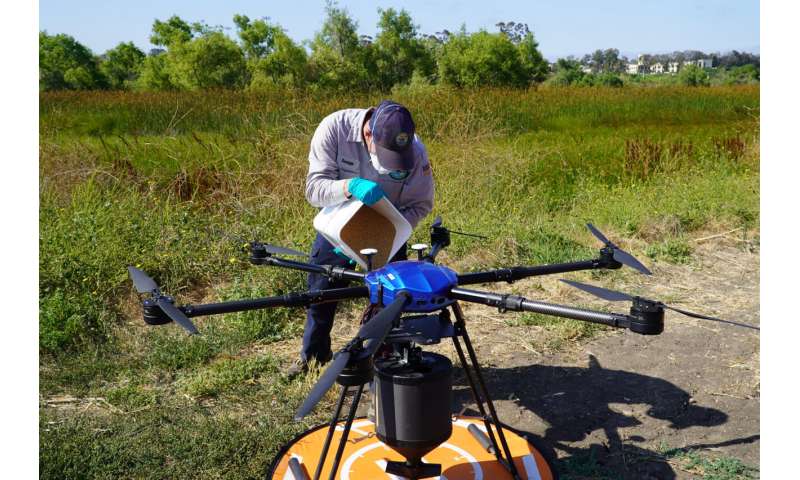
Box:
[363,261,458,312]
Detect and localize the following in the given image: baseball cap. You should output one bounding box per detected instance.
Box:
[369,100,416,171]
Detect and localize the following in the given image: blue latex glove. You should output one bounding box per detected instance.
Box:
[348,177,385,206]
[333,247,356,266]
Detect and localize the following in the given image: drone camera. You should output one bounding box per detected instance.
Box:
[628,297,665,335]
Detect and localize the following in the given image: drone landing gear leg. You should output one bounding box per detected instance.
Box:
[450,302,524,480]
[310,382,366,480]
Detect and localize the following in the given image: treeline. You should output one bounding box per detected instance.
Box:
[39,3,759,92]
[40,4,547,92]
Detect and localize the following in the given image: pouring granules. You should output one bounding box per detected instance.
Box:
[339,204,397,268]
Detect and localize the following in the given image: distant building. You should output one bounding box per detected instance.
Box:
[581,65,593,74]
[696,58,713,69]
[682,58,713,69]
[627,63,644,75]
[668,62,680,74]
[650,62,664,74]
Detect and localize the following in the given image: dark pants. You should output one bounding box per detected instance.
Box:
[302,233,407,363]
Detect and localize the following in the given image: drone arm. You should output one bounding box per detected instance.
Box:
[181,286,369,317]
[251,255,365,281]
[456,260,603,285]
[455,245,623,285]
[448,287,631,329]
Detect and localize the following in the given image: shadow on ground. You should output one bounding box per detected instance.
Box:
[453,355,759,479]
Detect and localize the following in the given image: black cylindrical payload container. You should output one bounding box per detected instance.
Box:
[374,352,453,462]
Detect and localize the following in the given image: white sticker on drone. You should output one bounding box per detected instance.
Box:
[387,273,396,281]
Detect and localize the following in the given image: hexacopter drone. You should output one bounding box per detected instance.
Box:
[128,218,757,480]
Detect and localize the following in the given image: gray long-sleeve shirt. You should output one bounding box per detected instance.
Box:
[304,108,435,229]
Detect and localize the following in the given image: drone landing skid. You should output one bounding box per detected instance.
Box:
[274,302,547,480]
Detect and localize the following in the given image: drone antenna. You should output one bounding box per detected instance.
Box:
[411,243,429,261]
[360,248,378,271]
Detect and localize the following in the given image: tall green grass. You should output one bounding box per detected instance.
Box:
[39,85,759,479]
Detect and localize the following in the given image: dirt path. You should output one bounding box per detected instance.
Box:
[443,238,760,479]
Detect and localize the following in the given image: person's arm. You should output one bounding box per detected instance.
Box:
[398,139,435,229]
[305,114,351,208]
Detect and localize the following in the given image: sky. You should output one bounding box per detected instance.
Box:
[39,0,760,60]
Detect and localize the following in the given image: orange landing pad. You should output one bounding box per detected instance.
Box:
[269,415,556,479]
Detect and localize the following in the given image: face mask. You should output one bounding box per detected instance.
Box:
[369,151,391,175]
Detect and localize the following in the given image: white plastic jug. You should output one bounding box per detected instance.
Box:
[313,198,411,270]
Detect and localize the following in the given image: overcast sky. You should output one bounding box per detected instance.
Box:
[39,0,760,60]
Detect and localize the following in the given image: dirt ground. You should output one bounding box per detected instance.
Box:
[326,236,760,479]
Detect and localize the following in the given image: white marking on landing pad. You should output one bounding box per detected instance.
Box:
[282,454,303,480]
[340,442,385,480]
[335,419,372,436]
[522,454,542,480]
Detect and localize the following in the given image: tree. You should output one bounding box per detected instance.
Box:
[100,42,145,89]
[309,1,375,90]
[167,30,247,89]
[438,27,547,88]
[150,15,192,47]
[137,51,174,90]
[495,21,530,44]
[138,16,247,90]
[234,14,278,59]
[315,1,360,59]
[517,32,549,83]
[678,64,710,87]
[548,57,586,86]
[39,32,105,90]
[234,15,308,87]
[373,8,434,88]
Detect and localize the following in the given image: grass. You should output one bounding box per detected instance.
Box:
[39,85,759,478]
[658,443,760,480]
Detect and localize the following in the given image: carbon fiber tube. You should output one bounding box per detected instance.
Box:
[456,259,599,285]
[260,257,366,281]
[182,286,369,317]
[449,287,629,328]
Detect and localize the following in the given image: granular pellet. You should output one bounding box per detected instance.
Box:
[340,205,397,268]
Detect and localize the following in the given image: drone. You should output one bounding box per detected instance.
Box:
[127,217,757,480]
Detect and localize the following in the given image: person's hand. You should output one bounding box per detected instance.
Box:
[347,178,385,206]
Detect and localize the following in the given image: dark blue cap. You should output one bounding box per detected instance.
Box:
[369,100,416,170]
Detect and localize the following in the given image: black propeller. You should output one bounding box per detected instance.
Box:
[587,223,652,275]
[249,242,308,258]
[261,243,308,258]
[294,292,410,421]
[561,279,759,331]
[127,267,200,335]
[128,265,159,294]
[431,216,487,239]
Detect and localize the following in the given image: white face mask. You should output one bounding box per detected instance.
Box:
[369,151,391,175]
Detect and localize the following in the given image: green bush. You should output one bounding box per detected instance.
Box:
[678,64,710,87]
